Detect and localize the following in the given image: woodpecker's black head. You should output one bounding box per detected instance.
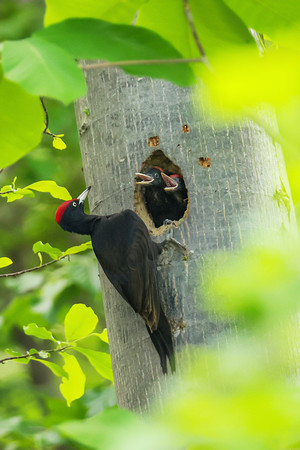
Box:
[161,173,183,192]
[55,186,91,233]
[135,166,165,188]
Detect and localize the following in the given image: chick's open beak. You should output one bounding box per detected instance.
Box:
[135,172,154,185]
[161,173,178,191]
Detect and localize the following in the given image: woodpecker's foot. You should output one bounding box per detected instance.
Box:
[163,219,175,240]
[162,220,189,253]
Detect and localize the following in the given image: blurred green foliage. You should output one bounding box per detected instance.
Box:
[1,0,300,448]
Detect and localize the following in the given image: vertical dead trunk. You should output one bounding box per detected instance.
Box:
[74,64,296,413]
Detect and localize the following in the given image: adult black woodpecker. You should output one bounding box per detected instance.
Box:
[161,172,188,221]
[135,166,172,227]
[55,186,175,374]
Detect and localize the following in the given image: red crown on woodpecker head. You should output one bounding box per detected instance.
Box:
[153,166,163,172]
[55,199,76,224]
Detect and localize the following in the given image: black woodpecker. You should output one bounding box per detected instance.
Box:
[135,166,172,227]
[161,172,188,221]
[55,186,175,374]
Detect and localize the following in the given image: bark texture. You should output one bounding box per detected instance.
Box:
[74,65,296,413]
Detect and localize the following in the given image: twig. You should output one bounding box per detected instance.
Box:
[0,190,14,195]
[80,57,206,70]
[0,256,67,278]
[183,0,212,70]
[0,345,71,364]
[40,97,56,137]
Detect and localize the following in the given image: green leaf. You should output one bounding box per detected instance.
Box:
[137,0,200,59]
[3,37,86,104]
[23,323,57,341]
[94,328,109,344]
[5,348,22,357]
[57,409,139,449]
[26,180,71,200]
[63,241,92,256]
[44,0,148,26]
[5,349,30,364]
[59,353,86,406]
[64,304,98,341]
[53,136,67,150]
[223,0,300,36]
[32,358,68,378]
[28,348,39,355]
[0,77,44,168]
[32,241,63,260]
[189,0,253,57]
[75,347,114,383]
[0,257,13,269]
[35,18,196,87]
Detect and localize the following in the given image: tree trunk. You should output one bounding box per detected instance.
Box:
[74,64,296,413]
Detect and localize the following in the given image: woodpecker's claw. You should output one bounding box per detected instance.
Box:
[163,219,188,252]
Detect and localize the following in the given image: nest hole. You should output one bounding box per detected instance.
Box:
[134,149,190,236]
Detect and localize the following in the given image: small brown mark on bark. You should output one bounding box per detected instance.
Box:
[182,124,190,133]
[198,157,211,168]
[79,122,89,135]
[148,136,160,147]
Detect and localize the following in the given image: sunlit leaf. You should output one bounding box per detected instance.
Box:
[207,46,300,112]
[59,353,86,406]
[5,188,35,203]
[53,136,67,150]
[32,241,63,260]
[94,328,109,344]
[75,347,114,383]
[3,37,86,104]
[0,77,44,168]
[26,180,71,200]
[63,241,92,256]
[0,257,13,269]
[45,0,149,26]
[32,358,68,378]
[189,0,253,58]
[23,323,57,341]
[223,0,300,37]
[137,0,199,59]
[64,304,98,341]
[35,18,196,87]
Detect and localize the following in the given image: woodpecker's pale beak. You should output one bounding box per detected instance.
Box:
[135,172,154,185]
[161,173,178,191]
[77,186,91,204]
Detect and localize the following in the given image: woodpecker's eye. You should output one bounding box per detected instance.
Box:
[73,202,77,207]
[154,173,159,178]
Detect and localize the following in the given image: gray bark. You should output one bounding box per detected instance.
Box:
[74,64,296,413]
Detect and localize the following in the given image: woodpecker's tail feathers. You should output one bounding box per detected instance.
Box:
[147,308,175,374]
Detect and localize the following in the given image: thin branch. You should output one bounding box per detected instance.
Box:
[79,57,206,70]
[0,256,67,278]
[0,345,71,364]
[40,97,56,137]
[183,0,212,70]
[0,190,14,195]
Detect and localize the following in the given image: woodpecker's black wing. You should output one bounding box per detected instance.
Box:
[91,209,161,330]
[90,209,174,372]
